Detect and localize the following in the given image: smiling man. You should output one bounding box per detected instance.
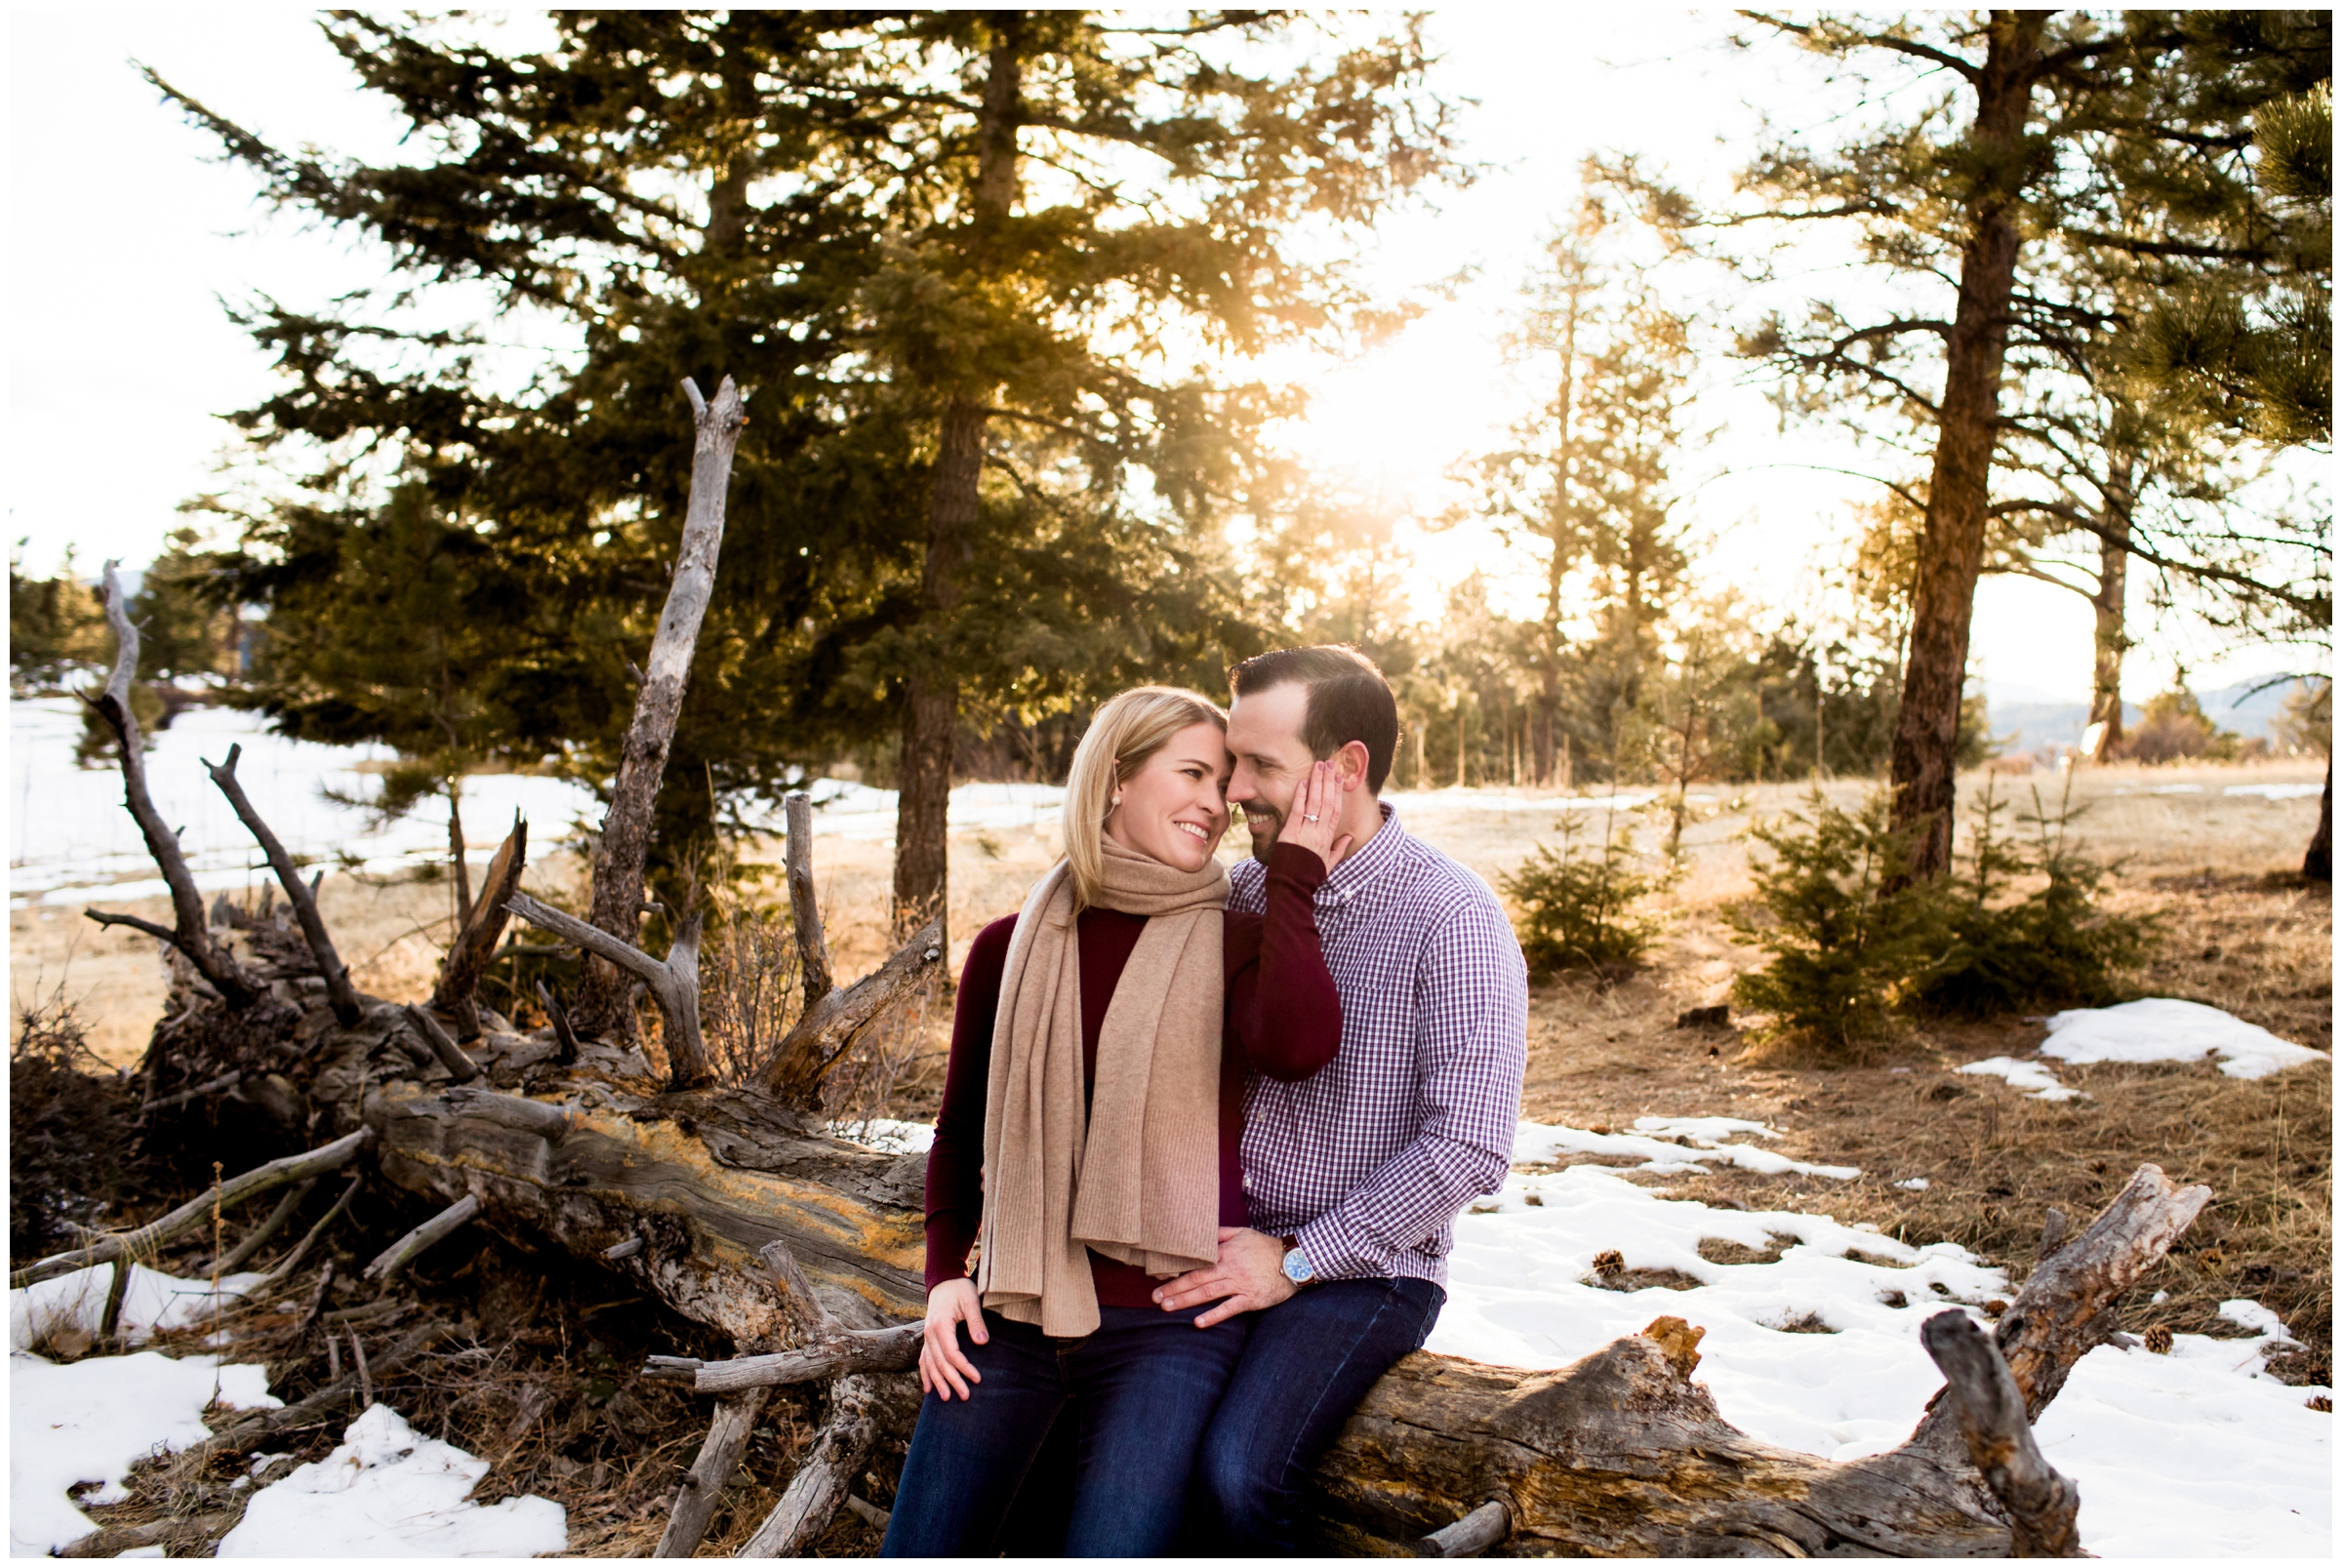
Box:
[1152,644,1528,1552]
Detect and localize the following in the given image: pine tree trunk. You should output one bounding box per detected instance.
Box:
[2304,752,2332,881]
[1888,13,2044,879]
[2087,459,2134,753]
[893,24,1023,945]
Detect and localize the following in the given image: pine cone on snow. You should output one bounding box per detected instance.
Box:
[2142,1325,2174,1354]
[1592,1249,1626,1277]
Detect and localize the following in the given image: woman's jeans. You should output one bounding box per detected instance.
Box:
[880,1303,1246,1557]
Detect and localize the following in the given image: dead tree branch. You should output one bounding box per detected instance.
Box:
[571,376,747,1040]
[658,1328,924,1395]
[428,813,527,1039]
[402,1003,481,1083]
[504,891,710,1089]
[1920,1310,2083,1557]
[1929,1162,2209,1426]
[362,1192,481,1282]
[784,792,834,1010]
[209,1178,316,1276]
[654,1388,771,1558]
[756,915,945,1108]
[80,562,261,1009]
[13,1129,374,1287]
[737,1372,879,1556]
[202,742,361,1025]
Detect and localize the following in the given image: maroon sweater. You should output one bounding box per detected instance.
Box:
[923,843,1340,1307]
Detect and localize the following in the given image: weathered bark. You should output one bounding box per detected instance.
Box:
[79,563,262,1009]
[203,743,364,1025]
[1418,1500,1510,1558]
[655,1388,770,1558]
[403,1003,481,1083]
[1920,1310,2081,1557]
[429,813,527,1039]
[506,891,712,1090]
[2086,462,2133,754]
[785,793,834,1010]
[657,1326,924,1395]
[449,782,473,929]
[2305,752,2331,881]
[572,377,747,1040]
[1888,12,2047,879]
[362,1192,481,1282]
[755,915,945,1108]
[737,1373,879,1557]
[1942,1162,2208,1423]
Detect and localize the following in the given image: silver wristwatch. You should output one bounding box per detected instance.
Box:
[1279,1236,1316,1287]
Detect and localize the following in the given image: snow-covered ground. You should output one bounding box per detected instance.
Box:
[2041,997,2328,1080]
[10,1348,279,1555]
[8,694,1700,907]
[217,1404,565,1558]
[1950,999,2328,1103]
[9,1264,568,1558]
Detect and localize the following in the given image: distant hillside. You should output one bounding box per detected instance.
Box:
[1985,675,2317,754]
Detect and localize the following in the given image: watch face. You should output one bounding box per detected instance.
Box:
[1282,1248,1312,1285]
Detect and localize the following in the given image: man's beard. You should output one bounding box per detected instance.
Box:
[1241,804,1283,865]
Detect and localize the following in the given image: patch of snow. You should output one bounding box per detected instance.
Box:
[2034,1306,2329,1557]
[828,1117,935,1154]
[1958,1056,2081,1101]
[2222,782,2325,801]
[1513,1118,1860,1181]
[1895,1177,1930,1191]
[8,699,599,905]
[1438,1160,1999,1462]
[12,1263,267,1352]
[2042,998,2327,1080]
[2149,784,2204,794]
[9,1349,278,1555]
[217,1403,566,1558]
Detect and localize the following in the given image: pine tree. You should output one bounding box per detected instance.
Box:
[155,12,1459,953]
[1616,12,2330,877]
[8,543,106,692]
[1460,208,1692,785]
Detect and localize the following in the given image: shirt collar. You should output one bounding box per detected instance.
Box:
[1319,800,1407,904]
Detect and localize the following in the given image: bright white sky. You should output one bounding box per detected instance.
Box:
[3,8,2315,702]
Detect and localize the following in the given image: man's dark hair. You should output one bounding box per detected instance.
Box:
[1229,644,1399,792]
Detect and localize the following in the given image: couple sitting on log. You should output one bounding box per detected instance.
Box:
[884,646,1530,1556]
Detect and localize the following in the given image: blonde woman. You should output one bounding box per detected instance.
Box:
[881,686,1350,1557]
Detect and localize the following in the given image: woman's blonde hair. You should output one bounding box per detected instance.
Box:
[1063,686,1228,908]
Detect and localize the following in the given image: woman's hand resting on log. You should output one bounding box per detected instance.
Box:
[920,1278,989,1400]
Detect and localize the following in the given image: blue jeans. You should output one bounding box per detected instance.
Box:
[1191,1276,1446,1553]
[880,1303,1247,1557]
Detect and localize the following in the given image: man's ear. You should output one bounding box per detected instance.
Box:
[1333,740,1370,791]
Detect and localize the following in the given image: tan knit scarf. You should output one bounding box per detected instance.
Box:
[977,836,1229,1338]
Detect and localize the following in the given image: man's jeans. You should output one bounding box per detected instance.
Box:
[1191,1276,1446,1552]
[879,1303,1245,1557]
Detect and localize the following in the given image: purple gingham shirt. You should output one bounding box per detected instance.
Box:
[1228,802,1527,1286]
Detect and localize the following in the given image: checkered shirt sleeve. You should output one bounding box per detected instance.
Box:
[1232,809,1529,1286]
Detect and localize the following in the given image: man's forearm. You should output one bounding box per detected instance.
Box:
[1293,1134,1509,1280]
